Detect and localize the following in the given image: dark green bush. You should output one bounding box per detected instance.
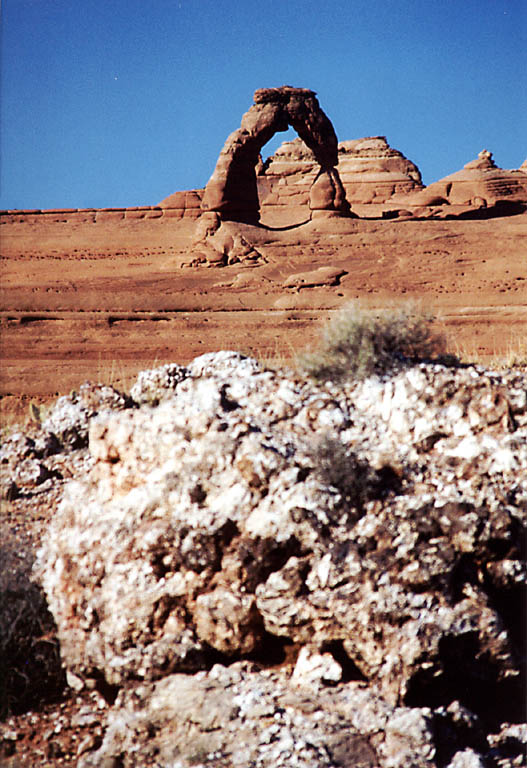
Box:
[299,301,447,383]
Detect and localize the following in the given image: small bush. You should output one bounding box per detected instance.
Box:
[0,531,66,718]
[298,301,447,383]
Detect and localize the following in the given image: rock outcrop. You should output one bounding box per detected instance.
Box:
[200,86,350,225]
[395,150,527,212]
[158,189,203,219]
[190,86,352,265]
[338,137,423,203]
[186,213,265,267]
[0,382,132,503]
[259,136,423,217]
[31,351,527,767]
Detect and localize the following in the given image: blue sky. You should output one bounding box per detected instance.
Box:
[1,0,526,210]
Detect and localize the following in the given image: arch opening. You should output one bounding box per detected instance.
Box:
[261,127,298,165]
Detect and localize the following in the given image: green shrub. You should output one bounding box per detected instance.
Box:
[298,301,447,383]
[0,530,66,718]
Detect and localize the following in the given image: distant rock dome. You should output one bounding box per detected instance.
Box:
[397,149,527,208]
[258,135,423,212]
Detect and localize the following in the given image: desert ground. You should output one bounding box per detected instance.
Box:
[1,206,526,427]
[1,204,526,765]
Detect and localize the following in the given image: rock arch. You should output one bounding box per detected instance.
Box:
[201,86,351,224]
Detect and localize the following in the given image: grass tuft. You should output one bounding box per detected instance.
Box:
[453,331,527,371]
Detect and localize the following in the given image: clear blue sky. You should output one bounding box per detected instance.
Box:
[1,0,526,210]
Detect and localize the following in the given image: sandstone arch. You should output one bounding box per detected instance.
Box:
[201,86,351,224]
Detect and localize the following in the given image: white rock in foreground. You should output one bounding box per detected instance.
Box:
[34,351,526,767]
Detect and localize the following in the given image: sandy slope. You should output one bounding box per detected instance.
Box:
[1,210,526,425]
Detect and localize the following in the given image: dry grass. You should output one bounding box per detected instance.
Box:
[453,330,527,371]
[96,356,136,394]
[250,340,296,374]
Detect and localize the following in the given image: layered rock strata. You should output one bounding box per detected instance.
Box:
[0,195,203,225]
[259,135,423,217]
[26,350,527,766]
[394,150,527,212]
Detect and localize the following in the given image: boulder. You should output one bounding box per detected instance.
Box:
[35,351,527,765]
[79,661,478,768]
[0,383,132,499]
[283,266,347,290]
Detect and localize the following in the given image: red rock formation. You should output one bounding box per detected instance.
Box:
[338,137,423,203]
[397,150,527,210]
[158,189,203,219]
[200,86,351,224]
[258,136,423,220]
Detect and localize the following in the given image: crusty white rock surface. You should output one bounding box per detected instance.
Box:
[34,351,526,766]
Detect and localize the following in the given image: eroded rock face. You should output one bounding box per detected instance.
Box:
[187,213,266,267]
[157,189,203,219]
[338,137,423,203]
[259,136,424,215]
[201,86,350,224]
[35,351,527,765]
[396,150,527,212]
